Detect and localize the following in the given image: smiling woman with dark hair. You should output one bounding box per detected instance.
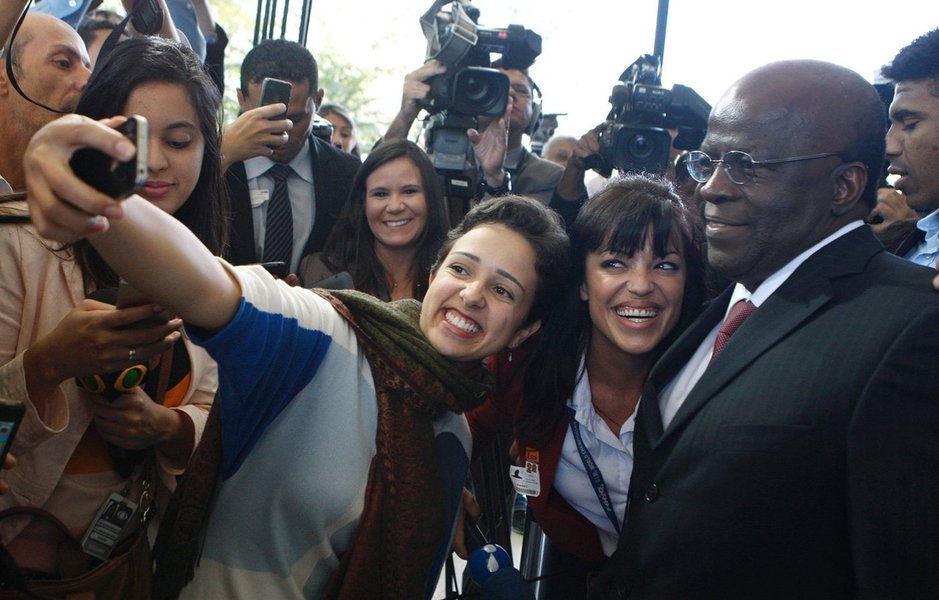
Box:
[300,139,449,300]
[24,96,571,598]
[467,173,705,598]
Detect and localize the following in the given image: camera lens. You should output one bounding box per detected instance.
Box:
[463,74,490,102]
[627,133,657,160]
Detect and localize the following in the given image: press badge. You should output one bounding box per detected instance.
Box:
[81,492,138,560]
[248,188,270,207]
[509,448,541,497]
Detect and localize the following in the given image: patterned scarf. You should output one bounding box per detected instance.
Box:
[153,289,492,599]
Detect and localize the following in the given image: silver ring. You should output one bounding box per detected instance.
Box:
[128,348,137,362]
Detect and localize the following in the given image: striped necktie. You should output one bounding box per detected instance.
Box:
[262,164,293,266]
[709,299,756,363]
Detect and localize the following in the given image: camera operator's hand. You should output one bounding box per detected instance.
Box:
[384,60,447,142]
[556,122,605,202]
[221,104,293,170]
[468,97,513,191]
[25,114,137,242]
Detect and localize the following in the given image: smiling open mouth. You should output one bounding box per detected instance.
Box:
[616,307,659,321]
[445,309,481,333]
[384,219,411,228]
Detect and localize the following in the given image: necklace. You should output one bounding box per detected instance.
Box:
[591,401,626,430]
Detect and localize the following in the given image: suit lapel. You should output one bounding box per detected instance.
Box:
[639,287,731,447]
[224,161,256,264]
[646,226,883,449]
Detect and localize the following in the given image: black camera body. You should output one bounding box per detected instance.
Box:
[420,2,541,119]
[588,55,710,176]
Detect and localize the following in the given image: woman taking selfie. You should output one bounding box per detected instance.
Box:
[24,105,570,599]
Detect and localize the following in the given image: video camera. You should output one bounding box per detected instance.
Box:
[419,0,541,179]
[585,54,710,176]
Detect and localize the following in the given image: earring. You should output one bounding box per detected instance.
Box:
[508,351,513,363]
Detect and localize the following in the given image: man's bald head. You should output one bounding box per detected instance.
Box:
[716,60,885,209]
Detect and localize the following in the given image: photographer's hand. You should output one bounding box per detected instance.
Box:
[221,105,293,170]
[556,122,605,201]
[468,97,513,190]
[384,60,447,142]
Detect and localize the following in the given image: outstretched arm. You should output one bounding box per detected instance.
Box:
[25,114,241,331]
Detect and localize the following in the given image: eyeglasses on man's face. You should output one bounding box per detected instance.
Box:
[686,150,843,185]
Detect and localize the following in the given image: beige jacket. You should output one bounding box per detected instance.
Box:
[0,210,217,542]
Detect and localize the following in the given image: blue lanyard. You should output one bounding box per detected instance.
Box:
[567,407,621,535]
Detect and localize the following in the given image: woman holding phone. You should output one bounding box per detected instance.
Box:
[0,37,222,591]
[25,98,570,599]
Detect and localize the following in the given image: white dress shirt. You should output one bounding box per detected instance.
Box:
[905,208,939,268]
[659,220,865,429]
[244,139,316,274]
[553,358,635,556]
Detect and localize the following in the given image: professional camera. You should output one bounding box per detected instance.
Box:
[418,0,541,189]
[586,55,710,176]
[420,0,541,117]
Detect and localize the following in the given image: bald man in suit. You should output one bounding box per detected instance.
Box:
[590,60,939,599]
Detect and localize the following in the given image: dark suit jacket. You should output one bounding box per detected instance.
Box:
[593,226,939,599]
[224,135,360,266]
[513,147,563,206]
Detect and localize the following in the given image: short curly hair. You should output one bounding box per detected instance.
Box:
[239,39,318,98]
[881,28,939,96]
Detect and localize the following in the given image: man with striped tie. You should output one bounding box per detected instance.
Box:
[223,40,360,277]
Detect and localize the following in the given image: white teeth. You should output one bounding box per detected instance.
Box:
[616,307,658,319]
[384,219,410,227]
[445,310,481,333]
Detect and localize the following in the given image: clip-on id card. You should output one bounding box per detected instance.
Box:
[80,492,138,560]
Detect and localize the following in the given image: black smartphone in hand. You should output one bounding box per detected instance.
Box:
[70,115,148,199]
[130,0,164,34]
[0,398,25,466]
[259,77,292,120]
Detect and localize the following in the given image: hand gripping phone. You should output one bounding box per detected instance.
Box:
[259,77,292,119]
[70,115,148,199]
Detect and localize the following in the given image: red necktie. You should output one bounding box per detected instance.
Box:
[710,300,756,363]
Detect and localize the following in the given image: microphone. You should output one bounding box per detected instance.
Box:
[467,543,534,600]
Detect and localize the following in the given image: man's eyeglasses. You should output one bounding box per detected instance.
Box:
[686,150,843,185]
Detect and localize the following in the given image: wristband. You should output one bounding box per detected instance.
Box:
[479,171,512,197]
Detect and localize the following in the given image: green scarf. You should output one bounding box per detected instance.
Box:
[154,288,492,600]
[320,289,491,599]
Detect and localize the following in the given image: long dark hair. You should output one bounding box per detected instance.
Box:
[519,173,705,443]
[72,37,226,289]
[319,140,448,300]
